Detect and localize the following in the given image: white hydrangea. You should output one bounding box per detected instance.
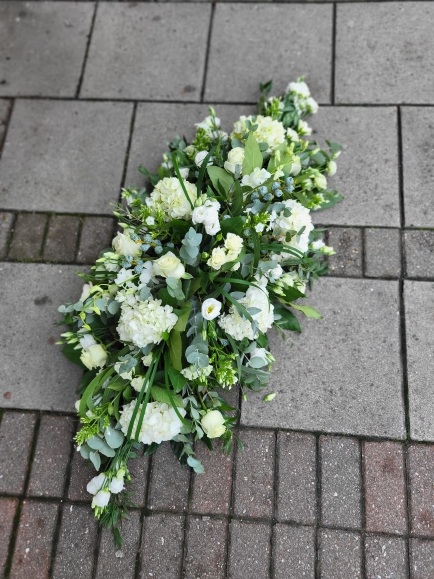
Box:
[273,199,314,254]
[181,365,213,380]
[231,115,285,152]
[218,286,274,341]
[119,400,186,445]
[146,177,197,221]
[117,298,178,348]
[242,167,271,188]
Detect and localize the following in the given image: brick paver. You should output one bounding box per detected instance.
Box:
[139,514,184,579]
[411,539,434,579]
[364,535,408,579]
[319,529,362,579]
[0,2,94,97]
[404,230,434,279]
[8,213,47,261]
[147,443,190,511]
[0,498,18,576]
[0,100,133,214]
[10,500,58,579]
[76,217,114,265]
[184,517,227,579]
[227,520,271,579]
[0,412,36,494]
[408,445,434,537]
[273,524,315,579]
[43,216,80,263]
[327,227,363,277]
[363,441,407,534]
[365,228,402,279]
[205,4,332,103]
[82,4,211,101]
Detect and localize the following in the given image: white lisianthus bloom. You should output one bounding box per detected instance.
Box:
[92,489,111,508]
[274,271,306,295]
[179,167,189,179]
[79,333,97,351]
[142,353,153,367]
[273,199,314,254]
[145,216,155,226]
[139,262,156,287]
[224,233,243,255]
[314,173,327,190]
[87,473,106,495]
[195,150,212,168]
[119,400,186,445]
[99,252,121,272]
[112,230,141,257]
[287,81,311,98]
[81,344,107,371]
[115,268,136,285]
[196,115,221,131]
[152,251,185,279]
[207,247,227,270]
[242,167,271,188]
[80,283,93,302]
[224,147,245,174]
[286,128,299,142]
[109,476,124,494]
[289,156,302,176]
[147,177,197,221]
[117,298,178,348]
[311,239,325,250]
[192,205,207,224]
[306,97,318,114]
[131,376,148,393]
[327,161,337,176]
[231,115,285,153]
[255,223,265,233]
[202,298,222,320]
[204,217,221,236]
[201,410,226,439]
[265,263,283,281]
[298,120,312,136]
[181,364,213,380]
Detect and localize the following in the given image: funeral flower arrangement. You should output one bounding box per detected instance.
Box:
[58,79,342,544]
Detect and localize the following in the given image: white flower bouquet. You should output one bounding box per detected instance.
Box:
[58,78,342,545]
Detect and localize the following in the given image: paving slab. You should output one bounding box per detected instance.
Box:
[76,217,114,265]
[402,107,434,227]
[81,3,210,101]
[0,413,37,494]
[335,3,434,104]
[0,264,85,412]
[0,100,132,214]
[273,524,315,579]
[327,227,363,277]
[319,529,362,579]
[364,535,407,579]
[311,107,399,227]
[404,230,434,279]
[44,216,80,263]
[8,213,47,261]
[405,281,434,440]
[408,445,434,537]
[184,517,227,579]
[410,538,434,579]
[139,514,184,579]
[0,2,94,97]
[0,498,17,576]
[227,520,271,579]
[125,103,253,189]
[205,4,332,104]
[365,228,401,279]
[241,278,405,438]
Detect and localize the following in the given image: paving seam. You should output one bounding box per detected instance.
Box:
[200,2,215,104]
[76,1,99,99]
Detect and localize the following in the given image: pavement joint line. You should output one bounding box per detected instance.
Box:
[119,102,138,198]
[40,213,52,262]
[134,451,154,579]
[200,2,215,104]
[360,227,366,278]
[403,444,412,579]
[359,440,367,578]
[314,434,321,579]
[0,98,14,161]
[268,430,279,579]
[76,1,99,100]
[74,216,85,264]
[330,2,336,106]
[180,457,194,577]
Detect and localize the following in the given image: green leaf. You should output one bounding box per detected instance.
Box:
[187,456,205,474]
[62,342,85,368]
[87,435,104,450]
[231,181,244,217]
[263,392,277,402]
[221,216,246,237]
[290,303,322,319]
[243,131,263,175]
[168,330,183,371]
[151,385,184,408]
[207,166,234,195]
[173,302,191,332]
[105,426,124,449]
[168,365,188,393]
[273,303,302,332]
[89,450,101,471]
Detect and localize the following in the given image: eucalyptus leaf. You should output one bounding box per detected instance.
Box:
[89,450,101,471]
[105,426,124,449]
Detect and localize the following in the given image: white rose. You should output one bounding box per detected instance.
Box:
[207,247,227,270]
[87,473,106,495]
[241,167,271,188]
[201,410,226,438]
[224,233,243,254]
[92,489,111,508]
[224,147,245,174]
[195,151,212,168]
[80,283,93,302]
[152,251,185,279]
[80,344,107,370]
[327,161,337,176]
[112,231,141,257]
[202,298,222,321]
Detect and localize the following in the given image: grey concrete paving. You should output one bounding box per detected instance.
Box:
[0,100,132,213]
[365,228,402,278]
[81,4,211,101]
[404,230,434,279]
[402,107,434,228]
[0,2,94,97]
[405,281,434,440]
[126,103,253,188]
[336,3,434,104]
[0,263,85,412]
[311,107,399,227]
[241,278,405,438]
[205,4,332,104]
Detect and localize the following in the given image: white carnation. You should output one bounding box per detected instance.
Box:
[146,177,197,221]
[117,298,178,348]
[119,400,186,445]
